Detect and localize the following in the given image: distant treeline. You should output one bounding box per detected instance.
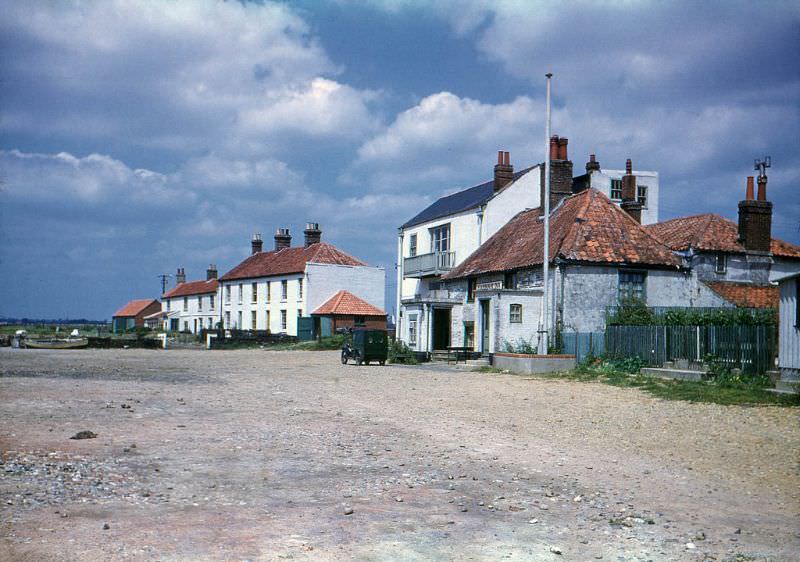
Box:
[0,317,108,325]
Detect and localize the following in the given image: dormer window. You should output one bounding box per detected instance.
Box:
[715,253,727,274]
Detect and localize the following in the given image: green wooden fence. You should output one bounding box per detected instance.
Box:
[605,324,776,374]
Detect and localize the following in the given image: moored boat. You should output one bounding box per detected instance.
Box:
[22,338,88,349]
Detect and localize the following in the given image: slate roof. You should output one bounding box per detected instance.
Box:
[312,290,386,316]
[220,242,366,282]
[401,167,535,229]
[113,299,160,318]
[645,213,800,258]
[163,279,219,299]
[445,188,681,279]
[703,281,779,309]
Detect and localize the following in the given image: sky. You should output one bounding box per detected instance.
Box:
[1,0,798,320]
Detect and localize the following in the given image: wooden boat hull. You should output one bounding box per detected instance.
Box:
[23,338,88,349]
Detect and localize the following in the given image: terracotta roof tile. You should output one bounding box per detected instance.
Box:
[645,213,800,258]
[113,299,160,317]
[703,281,779,309]
[446,189,680,279]
[312,290,386,316]
[220,242,366,282]
[163,279,219,298]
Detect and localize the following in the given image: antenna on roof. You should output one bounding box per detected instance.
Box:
[754,156,771,178]
[157,273,173,296]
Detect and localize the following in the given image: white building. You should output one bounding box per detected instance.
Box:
[218,224,384,336]
[775,272,800,390]
[161,266,220,333]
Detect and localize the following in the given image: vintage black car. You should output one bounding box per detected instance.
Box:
[341,328,388,366]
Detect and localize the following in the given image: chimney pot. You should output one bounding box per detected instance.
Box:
[557,137,568,160]
[175,267,186,286]
[493,150,514,192]
[497,151,503,165]
[585,153,601,173]
[274,228,292,251]
[757,175,767,201]
[746,176,754,200]
[549,135,560,160]
[626,158,632,174]
[206,264,218,280]
[304,222,322,248]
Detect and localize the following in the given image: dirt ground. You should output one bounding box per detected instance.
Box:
[1,348,798,561]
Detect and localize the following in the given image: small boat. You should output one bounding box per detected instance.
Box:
[22,337,88,349]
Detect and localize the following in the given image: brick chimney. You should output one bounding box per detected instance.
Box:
[206,264,218,280]
[274,228,291,251]
[493,151,513,192]
[540,135,574,215]
[304,222,322,247]
[738,175,772,252]
[620,158,642,223]
[175,267,186,285]
[251,233,263,255]
[585,153,601,173]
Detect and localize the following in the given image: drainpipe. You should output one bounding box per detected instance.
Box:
[396,229,404,341]
[477,206,485,246]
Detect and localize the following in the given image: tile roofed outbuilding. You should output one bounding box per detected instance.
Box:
[113,299,160,317]
[220,242,366,282]
[401,167,535,229]
[312,290,386,316]
[163,279,219,299]
[445,188,681,279]
[703,281,779,309]
[645,213,800,258]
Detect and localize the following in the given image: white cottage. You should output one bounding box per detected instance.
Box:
[218,224,384,336]
[161,266,220,333]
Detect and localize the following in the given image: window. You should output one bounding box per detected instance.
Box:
[610,178,623,200]
[510,304,522,323]
[298,278,303,300]
[715,253,727,274]
[166,300,170,311]
[238,283,243,304]
[224,311,230,328]
[504,272,516,289]
[225,285,231,303]
[354,316,366,326]
[237,311,242,329]
[281,280,288,301]
[266,282,271,303]
[408,314,418,347]
[618,271,647,303]
[252,282,258,303]
[210,294,215,309]
[430,224,450,253]
[183,297,188,311]
[197,296,203,311]
[280,309,287,330]
[251,310,257,330]
[266,310,271,331]
[464,322,474,348]
[637,184,648,207]
[409,234,417,257]
[467,278,477,302]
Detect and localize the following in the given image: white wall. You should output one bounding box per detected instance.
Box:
[306,262,385,314]
[589,168,660,224]
[778,275,800,372]
[482,166,542,240]
[163,291,218,333]
[220,274,304,333]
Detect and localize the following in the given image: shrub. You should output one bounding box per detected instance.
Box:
[388,340,417,364]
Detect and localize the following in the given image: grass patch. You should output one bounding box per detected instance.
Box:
[471,366,506,374]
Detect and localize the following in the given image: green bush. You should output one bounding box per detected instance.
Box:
[388,339,417,364]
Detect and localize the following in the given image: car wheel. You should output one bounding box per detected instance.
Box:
[341,351,348,364]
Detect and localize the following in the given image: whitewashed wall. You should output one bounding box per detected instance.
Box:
[482,167,541,240]
[163,291,218,333]
[778,275,800,374]
[306,262,385,314]
[588,168,660,225]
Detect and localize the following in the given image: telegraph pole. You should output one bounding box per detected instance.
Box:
[157,273,172,296]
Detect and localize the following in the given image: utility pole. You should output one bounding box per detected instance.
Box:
[157,273,172,296]
[538,72,552,355]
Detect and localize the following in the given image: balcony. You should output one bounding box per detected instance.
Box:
[403,251,456,278]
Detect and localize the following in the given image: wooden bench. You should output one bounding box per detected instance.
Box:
[446,346,472,364]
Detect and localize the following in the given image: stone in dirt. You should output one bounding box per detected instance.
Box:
[70,431,97,440]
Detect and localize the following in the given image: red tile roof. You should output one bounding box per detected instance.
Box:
[703,281,779,309]
[113,299,160,318]
[645,213,800,258]
[446,188,680,279]
[163,279,219,298]
[220,242,366,282]
[312,290,386,317]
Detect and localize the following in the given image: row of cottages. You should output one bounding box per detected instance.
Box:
[396,138,800,355]
[395,136,662,351]
[111,299,161,333]
[158,223,386,336]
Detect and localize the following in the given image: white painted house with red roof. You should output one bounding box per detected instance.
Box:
[161,265,221,334]
[218,224,384,336]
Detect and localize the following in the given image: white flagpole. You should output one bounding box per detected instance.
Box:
[538,73,552,355]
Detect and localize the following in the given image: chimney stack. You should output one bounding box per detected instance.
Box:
[585,153,601,173]
[274,228,292,251]
[175,267,186,285]
[738,173,772,252]
[206,264,218,280]
[493,150,514,192]
[304,222,322,247]
[540,135,574,215]
[620,158,642,223]
[251,233,263,255]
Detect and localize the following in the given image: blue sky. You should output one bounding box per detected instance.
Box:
[1,0,798,320]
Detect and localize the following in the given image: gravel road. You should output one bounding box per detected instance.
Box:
[1,348,797,561]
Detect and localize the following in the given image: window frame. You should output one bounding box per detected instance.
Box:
[409,234,417,257]
[209,294,215,310]
[637,184,648,207]
[467,278,477,303]
[183,296,188,311]
[238,283,243,304]
[298,278,303,300]
[281,280,288,301]
[610,178,623,200]
[509,303,522,323]
[715,253,727,274]
[280,309,287,331]
[408,314,418,347]
[251,282,258,304]
[251,310,257,330]
[618,270,647,303]
[430,223,451,254]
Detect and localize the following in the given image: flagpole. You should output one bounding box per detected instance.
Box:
[538,73,552,355]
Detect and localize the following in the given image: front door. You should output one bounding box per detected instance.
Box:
[432,308,451,350]
[480,300,490,355]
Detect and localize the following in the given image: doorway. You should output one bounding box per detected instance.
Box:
[432,308,451,350]
[480,300,490,355]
